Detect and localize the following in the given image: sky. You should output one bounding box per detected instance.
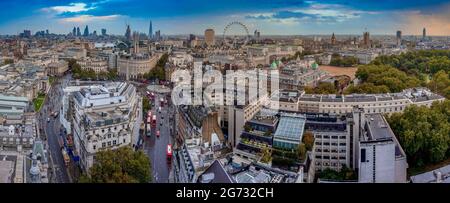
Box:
[0,0,449,36]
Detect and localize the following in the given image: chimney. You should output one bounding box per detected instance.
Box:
[436,171,442,183]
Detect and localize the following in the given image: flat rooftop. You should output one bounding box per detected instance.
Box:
[0,159,14,183]
[365,114,393,141]
[410,164,450,183]
[364,113,405,158]
[276,87,445,103]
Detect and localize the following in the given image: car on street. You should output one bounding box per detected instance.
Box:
[156,130,160,138]
[167,144,173,164]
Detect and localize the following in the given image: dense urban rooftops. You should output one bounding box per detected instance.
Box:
[275,87,445,103]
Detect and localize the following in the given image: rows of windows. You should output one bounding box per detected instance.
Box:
[318,101,405,108]
[315,155,346,160]
[94,138,126,150]
[321,106,404,114]
[315,148,346,153]
[315,135,346,139]
[315,142,346,146]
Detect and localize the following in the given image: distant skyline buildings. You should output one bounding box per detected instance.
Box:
[396,30,402,46]
[205,29,215,46]
[423,27,427,39]
[1,1,449,36]
[83,25,89,37]
[149,21,153,40]
[76,27,81,36]
[125,24,132,41]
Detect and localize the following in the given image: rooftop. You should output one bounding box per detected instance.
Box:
[276,87,445,103]
[0,160,14,183]
[410,164,450,183]
[363,113,406,158]
[273,113,306,141]
[197,160,234,183]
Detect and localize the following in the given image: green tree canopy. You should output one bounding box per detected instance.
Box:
[79,146,152,183]
[304,82,339,94]
[387,100,450,167]
[428,70,450,99]
[302,131,315,151]
[346,64,422,94]
[144,53,169,81]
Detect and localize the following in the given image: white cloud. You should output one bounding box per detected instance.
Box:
[245,1,378,24]
[42,3,96,14]
[59,15,122,23]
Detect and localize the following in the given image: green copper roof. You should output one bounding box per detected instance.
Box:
[311,62,319,70]
[271,61,278,69]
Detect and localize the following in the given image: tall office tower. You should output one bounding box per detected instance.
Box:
[76,27,81,36]
[83,25,89,37]
[101,29,107,36]
[125,25,132,41]
[92,30,97,36]
[331,32,336,45]
[148,21,153,40]
[423,28,426,40]
[396,30,402,47]
[204,28,215,46]
[46,29,49,35]
[72,27,77,36]
[363,31,370,47]
[155,30,161,41]
[133,31,140,54]
[23,30,31,38]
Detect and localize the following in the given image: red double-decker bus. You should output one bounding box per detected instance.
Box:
[167,144,172,164]
[151,115,157,128]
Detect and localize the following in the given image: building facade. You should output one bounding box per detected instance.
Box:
[67,82,141,171]
[117,54,159,80]
[271,88,445,116]
[204,29,215,47]
[47,60,68,76]
[78,57,108,73]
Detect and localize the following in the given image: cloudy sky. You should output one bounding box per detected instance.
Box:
[0,0,449,36]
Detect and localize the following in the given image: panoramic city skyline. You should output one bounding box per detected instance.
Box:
[1,0,450,36]
[0,0,450,188]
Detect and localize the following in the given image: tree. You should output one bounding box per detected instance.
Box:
[144,53,169,81]
[143,96,151,113]
[330,55,359,67]
[2,59,14,65]
[67,58,77,69]
[428,70,450,99]
[317,165,357,181]
[260,147,272,164]
[370,50,450,75]
[107,68,118,80]
[244,124,252,132]
[304,82,338,94]
[303,131,315,151]
[297,143,306,161]
[347,64,421,94]
[387,100,450,167]
[79,147,152,183]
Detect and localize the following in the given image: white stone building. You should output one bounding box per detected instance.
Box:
[66,82,141,171]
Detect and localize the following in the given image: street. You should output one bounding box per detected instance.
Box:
[39,74,71,183]
[141,89,175,183]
